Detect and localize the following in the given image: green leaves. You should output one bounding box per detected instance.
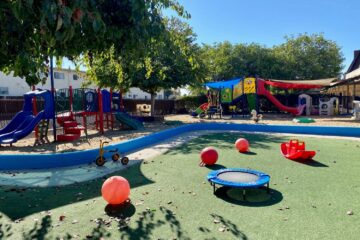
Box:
[0,0,186,86]
[200,33,344,82]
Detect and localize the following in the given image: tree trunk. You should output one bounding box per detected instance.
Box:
[150,93,157,116]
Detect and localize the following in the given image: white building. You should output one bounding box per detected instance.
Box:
[0,68,167,99]
[124,88,165,100]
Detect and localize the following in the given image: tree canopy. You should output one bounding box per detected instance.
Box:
[84,17,205,115]
[0,0,187,85]
[200,33,344,82]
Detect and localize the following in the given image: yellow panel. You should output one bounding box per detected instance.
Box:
[244,77,256,94]
[233,81,243,99]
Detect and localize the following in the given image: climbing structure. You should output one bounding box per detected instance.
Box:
[203,77,329,116]
[57,112,85,142]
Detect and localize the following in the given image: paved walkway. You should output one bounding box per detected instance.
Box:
[0,130,358,187]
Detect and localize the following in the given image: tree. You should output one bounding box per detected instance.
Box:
[274,33,344,79]
[130,18,205,115]
[0,0,187,85]
[200,33,344,82]
[82,45,131,93]
[85,17,205,116]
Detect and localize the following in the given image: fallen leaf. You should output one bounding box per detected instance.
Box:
[347,210,354,216]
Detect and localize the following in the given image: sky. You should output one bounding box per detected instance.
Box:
[64,0,359,72]
[170,0,359,71]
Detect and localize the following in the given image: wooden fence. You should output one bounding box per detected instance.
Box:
[0,98,176,122]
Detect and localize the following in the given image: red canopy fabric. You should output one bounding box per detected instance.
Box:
[263,80,323,89]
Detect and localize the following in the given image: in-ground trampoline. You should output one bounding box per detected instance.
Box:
[207,168,270,200]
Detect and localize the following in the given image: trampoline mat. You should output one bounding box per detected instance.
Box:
[217,171,259,183]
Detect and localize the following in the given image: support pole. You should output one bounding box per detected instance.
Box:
[347,82,350,114]
[120,90,124,111]
[353,80,356,109]
[98,88,104,134]
[50,57,57,142]
[255,77,259,114]
[69,85,73,114]
[110,89,114,129]
[242,78,245,118]
[32,85,38,139]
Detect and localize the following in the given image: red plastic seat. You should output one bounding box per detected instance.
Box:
[280,139,316,161]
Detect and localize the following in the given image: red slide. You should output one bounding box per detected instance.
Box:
[257,79,305,115]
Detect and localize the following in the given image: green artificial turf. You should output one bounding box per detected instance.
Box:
[0,133,359,239]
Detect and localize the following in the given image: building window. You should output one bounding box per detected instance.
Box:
[54,72,65,79]
[157,95,162,99]
[144,96,148,100]
[0,87,9,95]
[133,94,137,99]
[73,74,78,80]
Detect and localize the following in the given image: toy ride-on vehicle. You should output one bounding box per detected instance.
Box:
[95,140,129,166]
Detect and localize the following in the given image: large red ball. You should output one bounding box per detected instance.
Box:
[235,138,249,153]
[200,147,218,165]
[101,176,130,205]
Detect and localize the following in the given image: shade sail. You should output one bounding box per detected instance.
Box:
[263,80,324,89]
[267,78,337,87]
[204,78,242,89]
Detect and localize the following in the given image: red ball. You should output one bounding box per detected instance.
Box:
[200,147,218,165]
[101,176,130,205]
[235,138,249,153]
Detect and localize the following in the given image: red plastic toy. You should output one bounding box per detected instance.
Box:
[280,139,316,160]
[200,147,218,166]
[235,138,249,153]
[102,176,130,205]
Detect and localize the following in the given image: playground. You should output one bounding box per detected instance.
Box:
[0,130,359,239]
[0,76,358,240]
[0,89,359,239]
[1,1,360,239]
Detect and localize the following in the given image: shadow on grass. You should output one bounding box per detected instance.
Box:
[205,164,227,170]
[105,202,136,218]
[200,214,248,240]
[0,163,153,220]
[0,215,12,239]
[22,215,52,240]
[165,132,286,155]
[290,159,328,167]
[241,151,257,155]
[0,205,191,239]
[214,187,283,207]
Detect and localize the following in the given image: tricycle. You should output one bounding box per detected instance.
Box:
[95,140,129,166]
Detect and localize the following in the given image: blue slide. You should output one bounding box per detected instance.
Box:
[115,112,144,130]
[0,111,32,135]
[0,89,54,145]
[0,111,45,144]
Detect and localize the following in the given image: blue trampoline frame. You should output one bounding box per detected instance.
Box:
[207,168,271,200]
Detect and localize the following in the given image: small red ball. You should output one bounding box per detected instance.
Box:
[235,138,249,153]
[101,176,130,205]
[200,147,218,165]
